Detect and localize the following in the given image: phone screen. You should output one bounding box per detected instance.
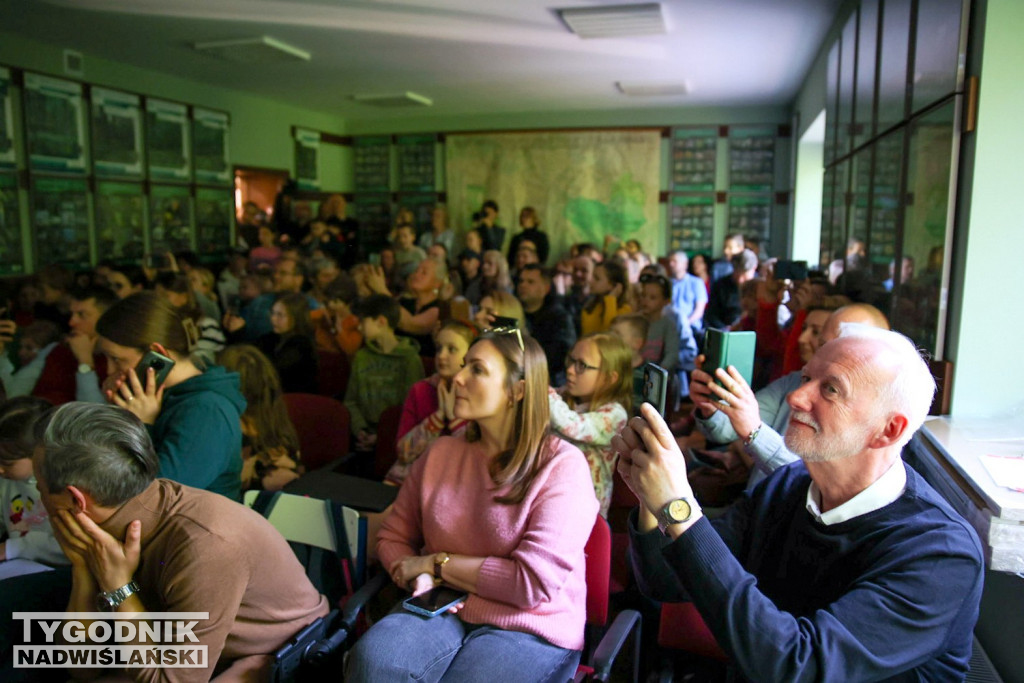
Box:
[403,587,467,617]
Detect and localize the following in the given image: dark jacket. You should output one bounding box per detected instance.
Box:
[525,296,577,387]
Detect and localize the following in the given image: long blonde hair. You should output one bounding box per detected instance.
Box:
[566,332,633,414]
[465,331,552,504]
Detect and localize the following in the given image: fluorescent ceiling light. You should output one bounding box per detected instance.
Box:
[194,36,311,64]
[351,91,434,108]
[616,81,689,96]
[556,3,665,39]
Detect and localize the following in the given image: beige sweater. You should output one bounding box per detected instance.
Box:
[99,479,329,682]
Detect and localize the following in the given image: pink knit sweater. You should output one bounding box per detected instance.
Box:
[377,434,599,650]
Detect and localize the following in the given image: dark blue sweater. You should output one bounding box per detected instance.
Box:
[631,461,984,682]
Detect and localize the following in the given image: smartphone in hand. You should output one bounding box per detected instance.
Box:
[135,350,176,389]
[703,329,756,389]
[402,586,468,618]
[640,362,669,417]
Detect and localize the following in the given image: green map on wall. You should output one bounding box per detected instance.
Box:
[445,130,661,259]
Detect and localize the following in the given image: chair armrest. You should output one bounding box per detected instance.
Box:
[304,571,390,666]
[589,609,642,682]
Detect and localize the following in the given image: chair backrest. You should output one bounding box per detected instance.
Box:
[283,393,350,471]
[317,351,351,399]
[372,404,404,480]
[584,515,611,626]
[244,490,367,602]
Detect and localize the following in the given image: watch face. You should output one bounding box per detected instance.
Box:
[668,498,691,523]
[95,594,114,612]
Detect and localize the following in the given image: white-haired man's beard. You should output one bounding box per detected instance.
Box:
[784,411,874,463]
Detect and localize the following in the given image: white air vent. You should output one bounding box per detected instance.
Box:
[194,36,310,64]
[351,92,433,108]
[616,81,688,96]
[556,3,665,39]
[63,49,84,77]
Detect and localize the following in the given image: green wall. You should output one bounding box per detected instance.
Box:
[0,30,349,189]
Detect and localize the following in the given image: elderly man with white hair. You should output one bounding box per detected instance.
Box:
[614,324,984,681]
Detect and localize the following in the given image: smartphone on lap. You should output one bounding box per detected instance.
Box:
[402,586,468,618]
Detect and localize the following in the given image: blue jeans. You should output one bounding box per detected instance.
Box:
[346,609,581,682]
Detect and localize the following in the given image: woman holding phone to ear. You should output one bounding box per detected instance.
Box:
[95,292,246,500]
[347,331,598,682]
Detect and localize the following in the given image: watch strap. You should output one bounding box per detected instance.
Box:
[100,580,141,610]
[433,552,451,580]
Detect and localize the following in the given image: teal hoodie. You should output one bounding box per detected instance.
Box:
[149,366,246,501]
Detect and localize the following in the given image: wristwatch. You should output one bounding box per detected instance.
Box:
[77,362,94,374]
[433,552,451,581]
[96,580,141,612]
[657,497,694,533]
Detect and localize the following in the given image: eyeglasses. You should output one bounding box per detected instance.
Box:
[639,274,669,286]
[565,354,601,374]
[491,325,524,352]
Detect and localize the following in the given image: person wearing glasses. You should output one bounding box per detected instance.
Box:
[348,330,598,681]
[547,333,632,517]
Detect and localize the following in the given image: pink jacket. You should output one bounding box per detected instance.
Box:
[377,434,599,650]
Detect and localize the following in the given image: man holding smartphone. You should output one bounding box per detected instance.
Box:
[615,326,983,681]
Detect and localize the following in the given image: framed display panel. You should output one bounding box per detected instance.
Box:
[193,108,230,186]
[352,195,391,254]
[0,67,15,170]
[877,0,912,132]
[728,195,773,247]
[195,187,233,258]
[396,134,435,193]
[294,128,320,191]
[668,195,715,254]
[95,181,146,263]
[821,160,850,264]
[353,136,391,193]
[896,99,958,356]
[149,184,193,255]
[868,129,903,272]
[850,147,873,251]
[0,174,25,274]
[31,176,91,270]
[23,73,87,174]
[728,128,776,192]
[819,167,836,267]
[146,99,191,182]
[90,87,143,179]
[911,0,966,115]
[824,42,840,165]
[670,128,717,192]
[835,14,857,160]
[853,0,879,149]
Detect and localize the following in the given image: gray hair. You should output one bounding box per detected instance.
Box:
[35,403,159,507]
[837,323,936,448]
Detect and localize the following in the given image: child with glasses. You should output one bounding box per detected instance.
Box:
[548,333,632,517]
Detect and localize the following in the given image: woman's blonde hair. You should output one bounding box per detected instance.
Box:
[465,331,552,505]
[217,344,300,458]
[567,332,633,414]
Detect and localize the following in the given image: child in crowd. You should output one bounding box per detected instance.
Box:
[386,320,476,485]
[217,345,303,492]
[0,320,61,398]
[345,295,425,452]
[581,260,632,336]
[548,332,632,517]
[392,224,427,288]
[188,267,222,321]
[0,397,69,577]
[249,225,282,271]
[638,272,698,398]
[310,275,362,356]
[609,314,649,416]
[254,292,318,395]
[475,290,526,330]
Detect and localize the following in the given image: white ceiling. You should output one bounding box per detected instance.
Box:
[2,0,843,124]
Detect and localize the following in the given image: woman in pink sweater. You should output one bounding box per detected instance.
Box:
[386,319,476,485]
[347,331,599,682]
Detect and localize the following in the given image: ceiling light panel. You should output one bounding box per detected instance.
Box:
[556,3,665,39]
[194,36,311,64]
[351,92,433,108]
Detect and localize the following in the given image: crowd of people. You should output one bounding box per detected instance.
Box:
[0,193,984,682]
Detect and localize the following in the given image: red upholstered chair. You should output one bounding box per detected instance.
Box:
[283,393,351,472]
[656,601,728,680]
[573,515,642,682]
[607,469,638,595]
[372,404,403,480]
[317,351,351,399]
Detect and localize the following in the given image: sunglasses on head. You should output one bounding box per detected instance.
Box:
[639,274,669,286]
[490,325,524,352]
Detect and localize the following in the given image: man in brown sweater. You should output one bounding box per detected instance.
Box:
[31,402,328,682]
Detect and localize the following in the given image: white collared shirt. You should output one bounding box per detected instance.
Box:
[805,459,907,526]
